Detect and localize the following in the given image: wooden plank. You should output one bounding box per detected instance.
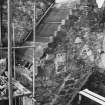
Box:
[0,81,31,101]
[13,81,31,96]
[79,89,105,105]
[79,89,105,103]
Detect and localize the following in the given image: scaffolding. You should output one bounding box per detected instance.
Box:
[7,0,36,105]
[0,0,55,105]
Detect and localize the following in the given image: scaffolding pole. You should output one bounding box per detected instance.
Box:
[0,1,2,46]
[8,0,13,105]
[0,6,1,47]
[33,2,36,102]
[12,23,16,79]
[0,45,36,49]
[0,3,2,59]
[0,1,2,51]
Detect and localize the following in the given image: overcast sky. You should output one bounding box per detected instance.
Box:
[96,0,105,8]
